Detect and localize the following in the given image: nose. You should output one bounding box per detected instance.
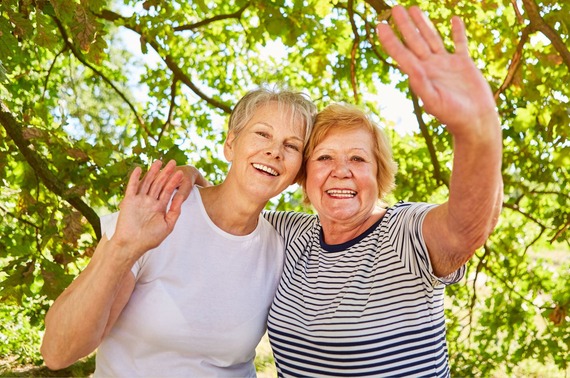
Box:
[265,143,283,160]
[332,159,352,178]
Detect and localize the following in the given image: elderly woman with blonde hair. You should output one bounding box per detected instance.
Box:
[178,5,502,377]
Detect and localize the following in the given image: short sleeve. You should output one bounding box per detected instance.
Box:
[262,211,316,245]
[100,212,119,239]
[99,211,142,280]
[386,202,465,287]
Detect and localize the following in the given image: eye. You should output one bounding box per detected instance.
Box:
[256,131,270,138]
[350,156,365,162]
[285,143,301,152]
[316,155,332,161]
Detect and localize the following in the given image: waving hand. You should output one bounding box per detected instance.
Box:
[377,6,503,278]
[376,6,496,135]
[113,160,184,257]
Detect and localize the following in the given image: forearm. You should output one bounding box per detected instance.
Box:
[447,111,503,249]
[41,238,138,369]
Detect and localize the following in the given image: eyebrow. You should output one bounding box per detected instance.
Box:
[314,147,370,153]
[254,122,304,142]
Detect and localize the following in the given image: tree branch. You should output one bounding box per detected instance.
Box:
[522,0,570,70]
[157,79,178,143]
[96,10,232,114]
[0,101,101,240]
[529,189,570,200]
[348,0,360,103]
[503,202,547,228]
[42,46,68,98]
[173,3,250,32]
[51,16,155,141]
[335,3,397,71]
[410,90,448,187]
[467,243,491,339]
[494,25,531,101]
[510,0,525,24]
[550,221,569,244]
[162,55,231,113]
[0,203,41,230]
[363,0,391,15]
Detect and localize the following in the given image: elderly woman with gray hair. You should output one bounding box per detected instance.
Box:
[41,87,316,377]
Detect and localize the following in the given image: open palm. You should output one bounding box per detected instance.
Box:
[376,6,497,135]
[112,160,184,257]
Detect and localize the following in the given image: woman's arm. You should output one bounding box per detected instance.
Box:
[377,6,503,277]
[41,160,184,369]
[41,237,137,369]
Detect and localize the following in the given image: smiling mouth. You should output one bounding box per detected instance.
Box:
[252,163,279,176]
[326,189,357,198]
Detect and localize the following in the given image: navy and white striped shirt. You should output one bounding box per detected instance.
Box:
[264,202,465,377]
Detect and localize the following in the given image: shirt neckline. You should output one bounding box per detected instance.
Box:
[319,212,387,252]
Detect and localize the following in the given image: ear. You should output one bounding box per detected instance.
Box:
[223,130,236,162]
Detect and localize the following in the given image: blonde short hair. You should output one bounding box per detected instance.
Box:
[298,103,397,201]
[228,87,317,145]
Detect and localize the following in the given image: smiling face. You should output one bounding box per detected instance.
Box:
[224,101,305,202]
[305,126,379,225]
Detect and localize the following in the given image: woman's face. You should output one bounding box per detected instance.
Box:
[224,101,305,201]
[305,126,379,224]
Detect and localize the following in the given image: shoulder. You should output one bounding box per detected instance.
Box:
[385,201,435,222]
[263,210,316,227]
[262,210,318,241]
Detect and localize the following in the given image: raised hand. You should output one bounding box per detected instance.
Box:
[376,5,497,135]
[112,160,183,257]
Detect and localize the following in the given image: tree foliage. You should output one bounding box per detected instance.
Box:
[0,0,568,373]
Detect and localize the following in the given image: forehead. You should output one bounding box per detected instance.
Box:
[317,126,374,151]
[248,102,306,137]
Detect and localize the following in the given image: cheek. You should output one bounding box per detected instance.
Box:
[361,169,379,194]
[288,158,303,174]
[306,164,328,187]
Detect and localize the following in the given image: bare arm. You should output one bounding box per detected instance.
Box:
[41,238,137,369]
[41,160,184,369]
[377,6,503,277]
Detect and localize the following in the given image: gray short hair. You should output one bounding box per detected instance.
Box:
[228,87,317,144]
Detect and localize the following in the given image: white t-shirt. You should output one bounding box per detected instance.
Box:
[94,186,285,377]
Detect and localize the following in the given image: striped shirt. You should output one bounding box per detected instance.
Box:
[264,202,465,377]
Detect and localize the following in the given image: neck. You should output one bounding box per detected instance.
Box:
[199,184,266,236]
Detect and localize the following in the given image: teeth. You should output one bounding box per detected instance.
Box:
[326,189,356,198]
[253,163,279,176]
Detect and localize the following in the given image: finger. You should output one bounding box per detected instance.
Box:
[376,22,420,76]
[138,160,163,195]
[148,160,176,199]
[125,166,142,197]
[160,171,184,228]
[389,5,432,60]
[164,172,185,215]
[451,16,469,56]
[158,169,183,203]
[164,201,182,232]
[408,6,445,54]
[170,183,191,214]
[174,166,196,201]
